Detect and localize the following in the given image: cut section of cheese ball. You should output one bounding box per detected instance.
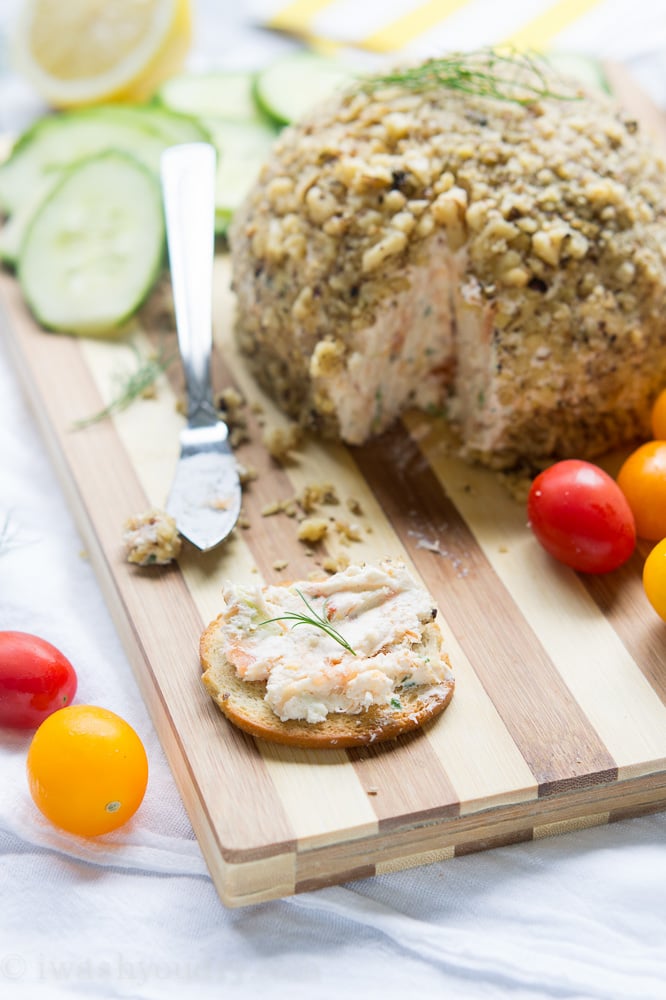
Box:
[200,560,455,748]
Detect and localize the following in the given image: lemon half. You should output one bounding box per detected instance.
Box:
[13,0,192,108]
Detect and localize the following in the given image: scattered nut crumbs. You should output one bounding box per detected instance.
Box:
[261,499,298,517]
[297,482,339,512]
[497,467,541,504]
[297,517,329,544]
[322,552,351,574]
[236,463,258,486]
[262,424,303,463]
[272,559,289,571]
[346,497,363,515]
[261,500,282,517]
[215,386,245,413]
[230,426,250,449]
[334,520,363,543]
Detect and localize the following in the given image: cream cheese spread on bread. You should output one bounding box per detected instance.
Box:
[209,561,448,724]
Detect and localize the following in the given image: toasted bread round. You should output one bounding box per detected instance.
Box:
[200,617,455,749]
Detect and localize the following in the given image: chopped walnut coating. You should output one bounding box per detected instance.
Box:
[231,59,666,470]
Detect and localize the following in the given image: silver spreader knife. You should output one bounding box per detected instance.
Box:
[161,143,241,551]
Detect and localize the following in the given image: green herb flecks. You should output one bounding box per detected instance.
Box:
[258,589,357,656]
[390,697,402,710]
[360,48,581,106]
[71,342,174,430]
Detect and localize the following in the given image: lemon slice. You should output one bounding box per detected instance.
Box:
[12,0,192,108]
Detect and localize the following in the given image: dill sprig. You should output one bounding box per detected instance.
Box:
[0,512,22,557]
[359,48,580,105]
[258,589,357,656]
[71,342,174,430]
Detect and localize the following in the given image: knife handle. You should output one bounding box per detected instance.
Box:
[161,143,218,426]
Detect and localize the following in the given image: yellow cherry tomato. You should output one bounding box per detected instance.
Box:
[27,705,148,837]
[616,441,666,541]
[643,538,666,621]
[651,389,666,439]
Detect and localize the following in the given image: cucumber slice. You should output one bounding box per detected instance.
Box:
[0,105,207,216]
[18,151,165,336]
[0,178,56,265]
[157,70,262,123]
[119,104,210,144]
[254,52,354,126]
[546,52,610,94]
[205,119,276,235]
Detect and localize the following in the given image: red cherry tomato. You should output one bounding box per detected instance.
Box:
[527,459,636,574]
[0,631,78,729]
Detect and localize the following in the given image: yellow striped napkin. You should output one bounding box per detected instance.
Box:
[246,0,665,59]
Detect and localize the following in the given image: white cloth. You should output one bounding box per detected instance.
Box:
[246,0,666,64]
[1,3,666,998]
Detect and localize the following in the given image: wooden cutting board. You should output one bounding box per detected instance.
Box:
[2,64,666,907]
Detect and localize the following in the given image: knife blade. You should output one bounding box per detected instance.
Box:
[161,142,241,551]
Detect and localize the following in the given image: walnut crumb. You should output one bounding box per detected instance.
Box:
[262,423,303,463]
[346,497,364,515]
[297,517,329,543]
[236,463,258,486]
[261,500,284,517]
[272,559,289,571]
[334,520,363,542]
[322,553,351,574]
[229,426,250,449]
[261,498,297,517]
[298,482,339,513]
[215,386,245,413]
